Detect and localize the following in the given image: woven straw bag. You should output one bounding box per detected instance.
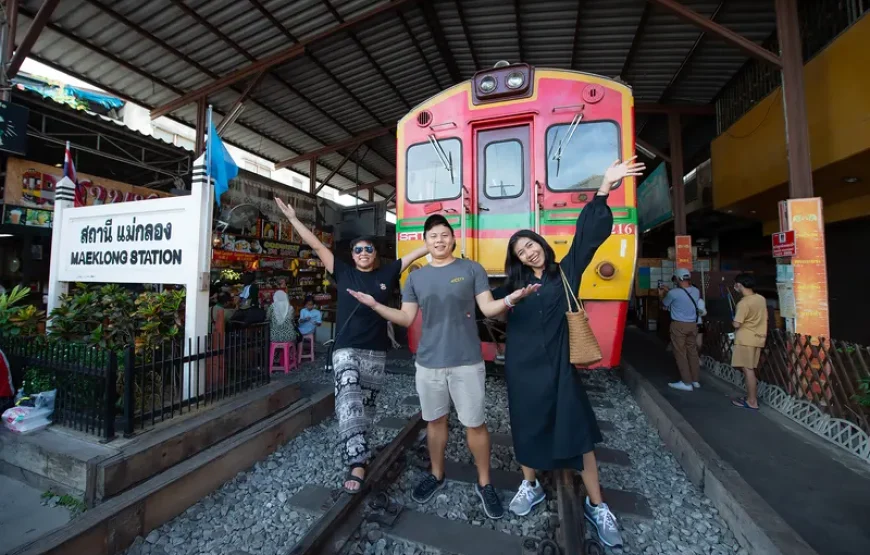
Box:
[559,267,602,366]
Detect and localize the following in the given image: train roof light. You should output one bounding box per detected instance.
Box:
[471,63,534,105]
[506,72,525,89]
[479,75,497,93]
[494,60,511,68]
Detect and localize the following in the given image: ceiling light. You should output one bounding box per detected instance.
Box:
[0,234,13,238]
[843,176,860,183]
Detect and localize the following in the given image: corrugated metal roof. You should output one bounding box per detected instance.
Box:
[15,0,782,194]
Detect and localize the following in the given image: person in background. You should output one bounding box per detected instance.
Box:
[298,296,323,346]
[275,197,428,495]
[730,274,768,410]
[660,268,703,391]
[267,290,296,345]
[347,214,539,520]
[211,293,234,333]
[238,273,260,310]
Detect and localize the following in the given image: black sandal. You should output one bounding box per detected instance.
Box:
[343,464,366,494]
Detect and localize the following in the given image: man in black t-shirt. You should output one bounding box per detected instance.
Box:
[276,198,427,494]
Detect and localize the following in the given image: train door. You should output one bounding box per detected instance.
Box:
[474,125,532,274]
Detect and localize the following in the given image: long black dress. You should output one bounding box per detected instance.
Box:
[493,193,613,471]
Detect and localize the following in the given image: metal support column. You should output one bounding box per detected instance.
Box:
[309,158,317,194]
[194,99,207,156]
[668,113,686,236]
[0,0,16,101]
[775,0,814,199]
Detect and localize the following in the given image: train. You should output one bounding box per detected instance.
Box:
[395,62,638,369]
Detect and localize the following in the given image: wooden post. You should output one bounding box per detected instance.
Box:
[775,0,814,199]
[668,113,686,236]
[309,158,317,194]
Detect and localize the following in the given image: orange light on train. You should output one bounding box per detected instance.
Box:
[596,262,616,280]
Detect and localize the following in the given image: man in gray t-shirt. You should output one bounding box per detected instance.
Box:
[346,214,538,521]
[403,257,489,368]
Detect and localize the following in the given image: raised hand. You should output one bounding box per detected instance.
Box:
[602,155,646,190]
[347,288,378,308]
[507,284,542,305]
[274,197,297,221]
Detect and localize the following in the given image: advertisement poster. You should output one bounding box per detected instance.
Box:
[4,157,167,210]
[675,235,693,270]
[786,198,829,340]
[637,162,672,232]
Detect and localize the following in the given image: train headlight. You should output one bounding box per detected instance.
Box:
[506,72,525,89]
[478,76,497,93]
[596,262,616,280]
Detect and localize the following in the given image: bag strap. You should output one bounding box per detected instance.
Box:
[559,266,585,314]
[679,286,700,321]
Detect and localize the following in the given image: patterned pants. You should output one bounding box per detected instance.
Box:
[333,348,386,467]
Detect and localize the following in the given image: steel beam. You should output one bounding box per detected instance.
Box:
[309,159,317,195]
[635,103,714,115]
[5,0,18,63]
[637,138,671,164]
[216,72,264,135]
[513,0,525,62]
[569,3,585,69]
[454,0,479,72]
[275,126,394,170]
[620,3,652,80]
[421,0,462,83]
[353,177,395,193]
[6,0,60,78]
[150,0,416,119]
[658,0,725,102]
[775,0,813,199]
[647,0,781,68]
[315,145,361,195]
[668,113,686,236]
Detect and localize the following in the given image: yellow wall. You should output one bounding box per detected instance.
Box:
[711,15,870,209]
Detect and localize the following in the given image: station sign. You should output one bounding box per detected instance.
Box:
[772,230,797,258]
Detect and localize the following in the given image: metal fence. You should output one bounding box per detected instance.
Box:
[702,320,870,435]
[1,323,271,441]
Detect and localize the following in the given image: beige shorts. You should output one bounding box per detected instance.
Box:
[732,344,762,370]
[415,361,486,428]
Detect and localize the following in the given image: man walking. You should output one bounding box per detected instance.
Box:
[661,268,703,391]
[347,214,537,519]
[730,273,768,410]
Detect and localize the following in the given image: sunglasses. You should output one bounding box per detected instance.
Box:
[353,245,374,255]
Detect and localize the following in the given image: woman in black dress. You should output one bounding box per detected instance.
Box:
[492,157,644,548]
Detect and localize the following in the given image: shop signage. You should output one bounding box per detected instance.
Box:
[3,157,167,210]
[772,230,797,258]
[675,235,693,270]
[3,205,53,228]
[783,198,829,340]
[0,102,28,156]
[56,198,196,284]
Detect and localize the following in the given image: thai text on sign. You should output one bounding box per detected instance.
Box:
[787,198,829,340]
[675,235,693,270]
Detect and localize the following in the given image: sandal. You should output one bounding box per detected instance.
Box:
[731,397,758,410]
[343,464,366,495]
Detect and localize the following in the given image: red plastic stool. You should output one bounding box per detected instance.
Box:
[298,334,316,364]
[270,342,297,374]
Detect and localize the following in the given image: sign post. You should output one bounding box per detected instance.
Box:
[47,166,214,401]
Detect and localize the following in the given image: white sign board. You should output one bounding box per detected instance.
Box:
[57,197,196,284]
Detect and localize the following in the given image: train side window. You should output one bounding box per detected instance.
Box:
[484,140,523,199]
[406,138,462,203]
[545,121,620,191]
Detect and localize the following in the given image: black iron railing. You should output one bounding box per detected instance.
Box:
[703,320,870,435]
[1,323,271,441]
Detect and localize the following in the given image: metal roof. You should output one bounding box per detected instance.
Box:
[15,0,780,197]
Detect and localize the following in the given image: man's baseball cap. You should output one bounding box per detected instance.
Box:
[674,268,692,280]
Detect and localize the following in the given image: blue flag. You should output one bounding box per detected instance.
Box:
[207,122,238,206]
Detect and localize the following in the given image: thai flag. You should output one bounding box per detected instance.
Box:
[64,142,85,207]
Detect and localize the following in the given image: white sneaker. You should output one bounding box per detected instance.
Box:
[668,381,694,391]
[692,382,701,388]
[509,480,546,516]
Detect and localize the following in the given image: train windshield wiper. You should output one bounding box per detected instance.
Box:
[428,134,454,184]
[552,113,584,176]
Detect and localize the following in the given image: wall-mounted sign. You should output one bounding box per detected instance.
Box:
[56,198,196,284]
[3,205,53,228]
[637,162,672,232]
[772,230,797,258]
[675,235,693,270]
[3,157,167,210]
[0,102,28,156]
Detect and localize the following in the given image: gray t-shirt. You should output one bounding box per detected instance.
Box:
[403,258,489,368]
[663,285,701,323]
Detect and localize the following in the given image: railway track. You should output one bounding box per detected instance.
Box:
[284,411,604,555]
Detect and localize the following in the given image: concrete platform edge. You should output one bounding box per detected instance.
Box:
[7,386,335,555]
[622,363,817,555]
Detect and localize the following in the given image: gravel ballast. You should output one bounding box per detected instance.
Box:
[123,352,744,555]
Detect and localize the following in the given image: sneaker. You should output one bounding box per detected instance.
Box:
[475,483,505,519]
[668,381,694,391]
[692,381,701,388]
[509,479,546,516]
[411,473,445,504]
[584,497,623,547]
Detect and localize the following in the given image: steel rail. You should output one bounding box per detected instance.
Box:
[287,411,425,555]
